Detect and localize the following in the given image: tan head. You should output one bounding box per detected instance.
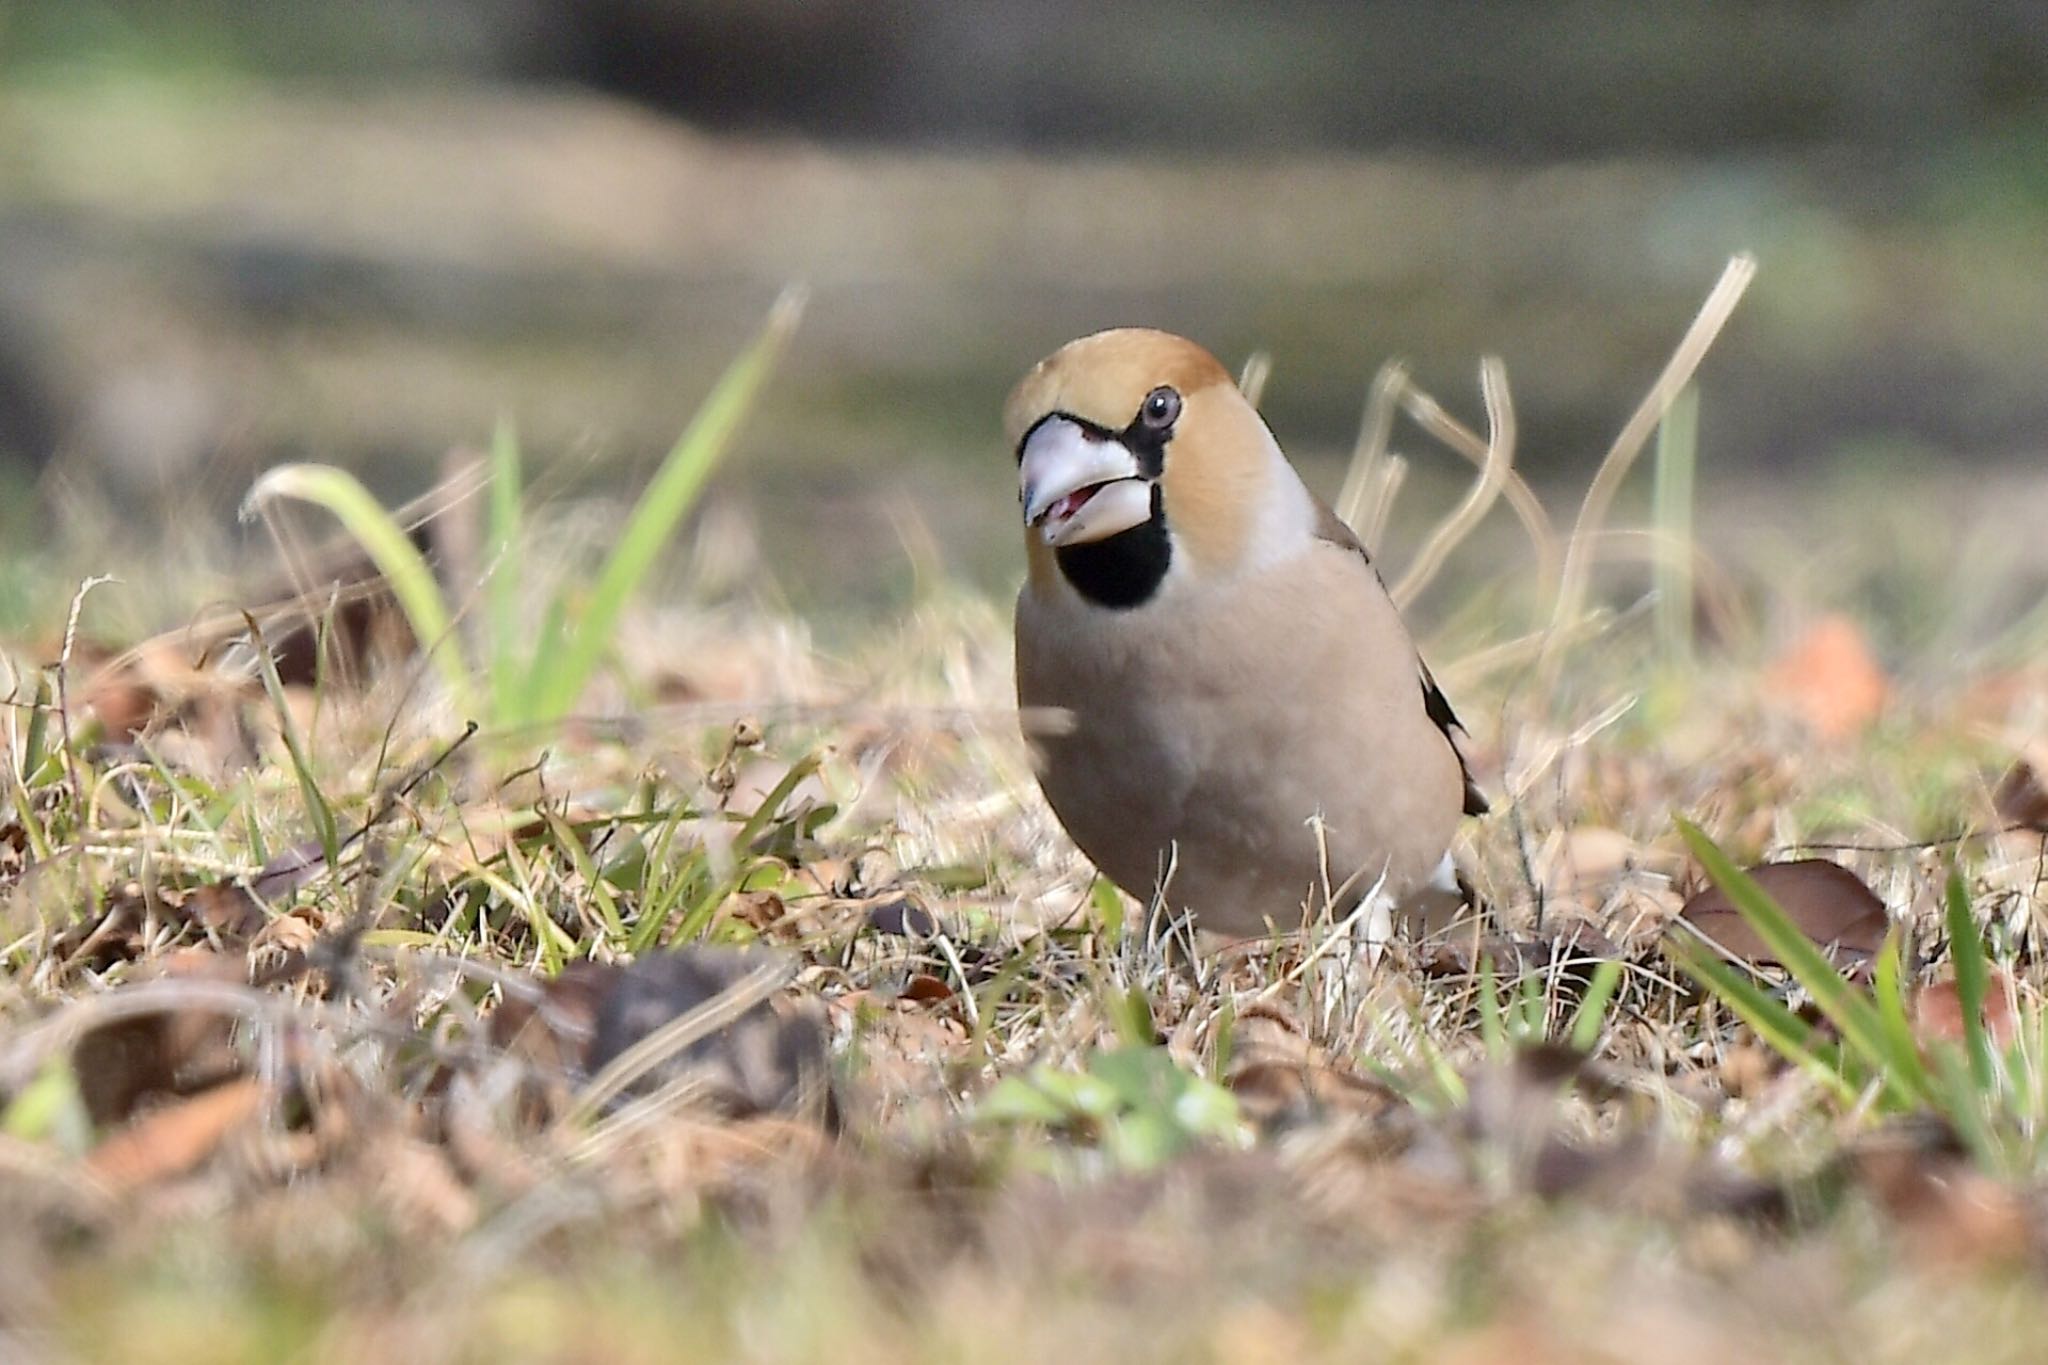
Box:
[1005,328,1315,608]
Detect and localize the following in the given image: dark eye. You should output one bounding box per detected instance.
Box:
[1140,386,1181,431]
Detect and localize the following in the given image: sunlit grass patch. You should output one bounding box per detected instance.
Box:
[4,258,2048,1358]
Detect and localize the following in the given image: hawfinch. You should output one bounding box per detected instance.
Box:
[1009,328,1486,940]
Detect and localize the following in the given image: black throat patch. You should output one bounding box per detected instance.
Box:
[1055,483,1171,609]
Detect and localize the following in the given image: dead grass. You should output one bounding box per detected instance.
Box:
[6,290,2048,1361]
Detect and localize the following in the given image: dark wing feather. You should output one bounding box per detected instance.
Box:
[1314,504,1489,817]
[1420,660,1490,816]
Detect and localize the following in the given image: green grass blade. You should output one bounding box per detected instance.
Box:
[487,418,526,726]
[241,463,472,711]
[1676,818,1931,1108]
[1872,933,1926,1084]
[731,752,822,854]
[1112,986,1157,1048]
[243,617,340,871]
[629,755,818,952]
[1476,956,1506,1059]
[1928,1043,2001,1174]
[20,668,51,786]
[669,854,774,947]
[470,863,573,971]
[1652,384,1698,668]
[968,946,1039,1060]
[1515,970,1547,1042]
[1945,867,1998,1095]
[1089,876,1126,943]
[526,289,804,720]
[1210,997,1237,1082]
[1568,958,1624,1052]
[542,808,627,945]
[626,805,700,953]
[1666,930,1859,1105]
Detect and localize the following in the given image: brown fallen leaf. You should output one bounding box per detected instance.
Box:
[52,884,150,973]
[73,948,246,1124]
[249,839,329,906]
[490,960,613,1078]
[1914,971,2019,1048]
[1679,858,1887,966]
[247,905,327,982]
[1538,826,1643,912]
[725,888,789,933]
[1993,760,2048,833]
[494,949,834,1126]
[898,973,955,1004]
[1224,1005,1398,1130]
[1717,1041,1778,1099]
[1853,1122,2036,1270]
[81,665,159,740]
[180,882,269,943]
[1766,613,1888,740]
[368,1132,480,1236]
[84,1077,266,1193]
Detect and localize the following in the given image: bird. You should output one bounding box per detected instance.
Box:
[1007,327,1486,942]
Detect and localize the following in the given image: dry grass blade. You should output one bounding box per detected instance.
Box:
[1391,358,1516,608]
[10,218,2048,1358]
[1334,360,1406,534]
[1432,609,1615,690]
[1355,455,1410,552]
[57,575,117,915]
[1393,366,1558,595]
[1237,350,1272,408]
[1539,253,1757,692]
[1577,527,1751,652]
[77,459,495,702]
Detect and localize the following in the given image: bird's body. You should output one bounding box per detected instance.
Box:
[1008,328,1483,939]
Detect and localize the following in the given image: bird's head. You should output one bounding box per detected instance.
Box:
[1005,328,1312,608]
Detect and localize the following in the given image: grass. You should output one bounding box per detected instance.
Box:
[239,288,805,731]
[5,267,2048,1360]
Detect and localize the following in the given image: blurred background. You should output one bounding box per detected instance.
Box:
[1,0,2045,628]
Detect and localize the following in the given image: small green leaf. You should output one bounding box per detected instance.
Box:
[1477,956,1507,1058]
[1170,1076,1243,1140]
[1088,876,1125,942]
[976,1076,1071,1126]
[3,1053,92,1154]
[1110,987,1157,1048]
[1039,1068,1121,1120]
[1088,1046,1170,1108]
[1107,1110,1184,1170]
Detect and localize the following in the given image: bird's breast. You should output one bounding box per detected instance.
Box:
[1013,546,1465,930]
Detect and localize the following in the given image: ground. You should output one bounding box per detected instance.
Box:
[5,263,2048,1363]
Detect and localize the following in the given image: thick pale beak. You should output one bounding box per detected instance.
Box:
[1019,417,1154,548]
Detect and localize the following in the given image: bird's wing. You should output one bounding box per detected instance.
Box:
[1313,504,1489,816]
